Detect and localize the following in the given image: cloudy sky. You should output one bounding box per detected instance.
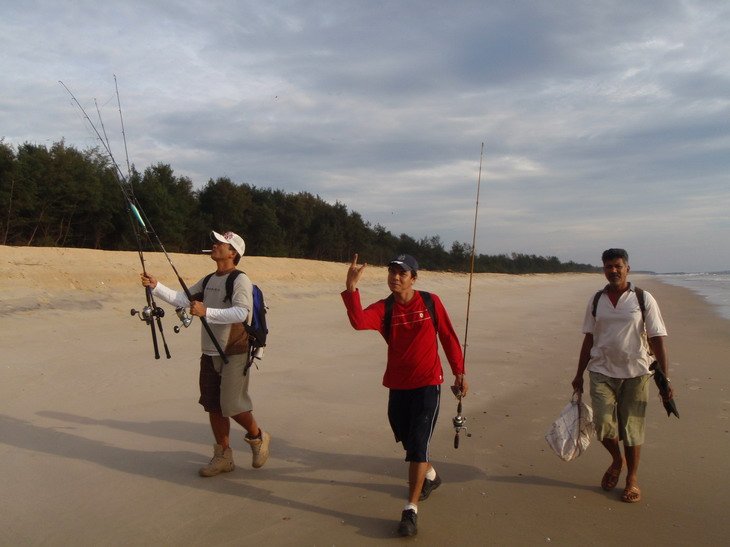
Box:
[2,0,728,272]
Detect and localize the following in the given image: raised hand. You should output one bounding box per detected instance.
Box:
[346,253,367,291]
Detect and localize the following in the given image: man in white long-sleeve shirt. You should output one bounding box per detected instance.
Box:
[141,230,270,476]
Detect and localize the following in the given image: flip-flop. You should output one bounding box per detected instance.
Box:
[621,485,642,503]
[601,466,622,491]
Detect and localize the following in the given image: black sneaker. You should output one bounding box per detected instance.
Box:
[397,509,418,537]
[419,473,442,501]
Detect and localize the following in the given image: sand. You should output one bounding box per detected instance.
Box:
[1,246,728,546]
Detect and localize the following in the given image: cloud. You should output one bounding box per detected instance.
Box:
[2,0,729,272]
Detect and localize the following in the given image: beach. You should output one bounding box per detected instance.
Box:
[1,246,729,546]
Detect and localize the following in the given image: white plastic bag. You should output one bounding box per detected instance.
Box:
[545,393,594,461]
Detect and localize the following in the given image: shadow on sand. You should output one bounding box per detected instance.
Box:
[7,411,489,540]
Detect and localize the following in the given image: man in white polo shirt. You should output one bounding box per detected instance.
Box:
[572,248,674,503]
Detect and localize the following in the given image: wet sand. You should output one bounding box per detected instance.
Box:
[1,246,728,546]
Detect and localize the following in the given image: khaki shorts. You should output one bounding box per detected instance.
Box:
[589,371,650,447]
[198,354,253,417]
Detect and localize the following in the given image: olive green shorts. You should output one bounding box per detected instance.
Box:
[589,371,650,446]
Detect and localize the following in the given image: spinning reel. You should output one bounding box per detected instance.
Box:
[130,305,165,324]
[130,301,171,360]
[173,307,193,333]
[451,387,471,449]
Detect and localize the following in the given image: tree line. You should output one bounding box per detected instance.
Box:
[0,140,599,273]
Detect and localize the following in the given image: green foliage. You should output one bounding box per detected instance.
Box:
[1,141,126,248]
[0,139,600,274]
[135,163,198,252]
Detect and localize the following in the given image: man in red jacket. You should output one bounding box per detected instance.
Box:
[342,253,469,537]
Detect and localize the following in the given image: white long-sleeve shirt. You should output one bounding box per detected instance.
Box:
[153,271,251,356]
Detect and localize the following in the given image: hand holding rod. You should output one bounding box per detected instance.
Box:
[135,246,170,359]
[130,270,170,358]
[132,201,227,363]
[175,273,228,364]
[140,251,170,359]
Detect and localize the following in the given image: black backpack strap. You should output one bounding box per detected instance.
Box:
[635,287,646,323]
[419,291,438,334]
[383,294,395,342]
[591,284,646,323]
[383,291,438,343]
[224,270,243,303]
[197,273,215,302]
[201,270,243,304]
[591,288,604,317]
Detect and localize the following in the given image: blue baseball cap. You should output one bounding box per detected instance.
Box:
[388,254,418,274]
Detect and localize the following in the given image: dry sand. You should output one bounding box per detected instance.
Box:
[1,246,728,546]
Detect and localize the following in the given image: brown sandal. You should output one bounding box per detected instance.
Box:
[601,466,622,491]
[621,485,642,503]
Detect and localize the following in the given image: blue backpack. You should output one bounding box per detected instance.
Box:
[202,270,268,374]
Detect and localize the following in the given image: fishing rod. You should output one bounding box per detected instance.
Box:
[59,79,228,364]
[83,90,172,357]
[113,74,133,181]
[110,85,170,360]
[453,142,483,449]
[61,80,169,360]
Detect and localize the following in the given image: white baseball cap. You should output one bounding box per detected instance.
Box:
[210,231,245,257]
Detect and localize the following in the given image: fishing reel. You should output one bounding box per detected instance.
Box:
[451,387,471,449]
[130,305,165,325]
[453,410,467,433]
[173,307,193,333]
[453,407,470,448]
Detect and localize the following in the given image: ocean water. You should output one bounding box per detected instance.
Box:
[656,272,730,321]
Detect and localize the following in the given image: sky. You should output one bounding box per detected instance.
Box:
[2,0,728,273]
